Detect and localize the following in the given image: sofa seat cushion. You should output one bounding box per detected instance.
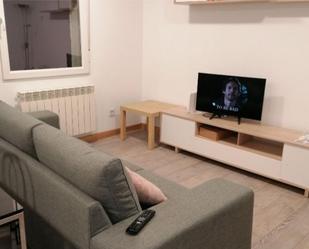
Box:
[0,101,42,157]
[32,124,141,224]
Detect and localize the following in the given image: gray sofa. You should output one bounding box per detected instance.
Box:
[0,100,254,249]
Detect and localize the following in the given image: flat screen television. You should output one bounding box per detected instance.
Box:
[196,73,266,122]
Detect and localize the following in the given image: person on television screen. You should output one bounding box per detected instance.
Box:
[213,77,242,112]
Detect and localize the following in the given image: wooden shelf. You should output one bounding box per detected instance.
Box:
[162,107,308,150]
[175,0,309,4]
[237,134,283,160]
[196,122,283,160]
[197,124,236,141]
[220,134,238,145]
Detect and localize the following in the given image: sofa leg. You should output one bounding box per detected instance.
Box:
[305,189,309,198]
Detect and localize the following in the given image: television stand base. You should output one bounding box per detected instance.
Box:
[238,116,241,125]
[208,113,221,120]
[207,112,241,125]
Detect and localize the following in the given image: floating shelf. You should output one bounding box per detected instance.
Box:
[175,0,309,4]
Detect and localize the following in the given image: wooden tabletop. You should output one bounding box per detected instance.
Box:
[121,100,179,116]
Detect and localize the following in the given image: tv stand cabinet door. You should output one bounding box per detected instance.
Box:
[160,114,195,148]
[282,144,309,188]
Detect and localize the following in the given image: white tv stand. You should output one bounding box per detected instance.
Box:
[160,107,309,197]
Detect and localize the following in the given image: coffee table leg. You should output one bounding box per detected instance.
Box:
[120,108,126,140]
[148,116,155,149]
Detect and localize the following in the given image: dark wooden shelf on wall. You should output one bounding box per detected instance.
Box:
[174,0,309,4]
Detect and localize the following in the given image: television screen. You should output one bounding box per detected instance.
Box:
[196,73,266,121]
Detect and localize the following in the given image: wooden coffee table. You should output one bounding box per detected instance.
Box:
[120,100,177,149]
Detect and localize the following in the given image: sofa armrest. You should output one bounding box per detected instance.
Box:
[90,178,254,249]
[28,111,60,129]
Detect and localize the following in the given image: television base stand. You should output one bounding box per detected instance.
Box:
[237,115,241,125]
[208,113,221,120]
[207,112,242,125]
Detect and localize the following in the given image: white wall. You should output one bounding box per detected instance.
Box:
[142,0,309,131]
[0,0,143,132]
[90,0,143,131]
[2,0,308,132]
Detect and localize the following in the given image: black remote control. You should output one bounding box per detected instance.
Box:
[126,210,156,235]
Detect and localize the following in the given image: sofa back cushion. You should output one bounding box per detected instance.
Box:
[0,101,41,157]
[0,138,111,249]
[32,124,141,224]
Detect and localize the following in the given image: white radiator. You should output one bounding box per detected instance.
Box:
[17,86,96,136]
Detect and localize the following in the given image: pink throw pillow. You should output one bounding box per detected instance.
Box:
[126,167,167,205]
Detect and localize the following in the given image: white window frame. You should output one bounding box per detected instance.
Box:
[0,0,90,80]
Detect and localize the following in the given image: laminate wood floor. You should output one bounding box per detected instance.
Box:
[92,130,309,249]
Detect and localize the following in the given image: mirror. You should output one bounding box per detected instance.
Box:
[0,0,89,80]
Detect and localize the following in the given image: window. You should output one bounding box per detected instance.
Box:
[0,0,89,80]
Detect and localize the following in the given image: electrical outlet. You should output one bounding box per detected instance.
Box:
[109,108,116,117]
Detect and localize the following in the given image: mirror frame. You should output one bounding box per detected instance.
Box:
[0,0,90,80]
